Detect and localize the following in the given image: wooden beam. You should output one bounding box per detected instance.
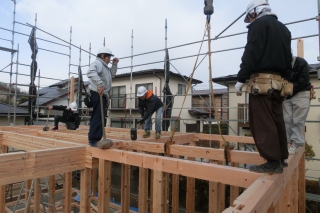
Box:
[223,150,303,213]
[0,147,86,185]
[121,164,130,213]
[171,172,179,213]
[98,159,112,213]
[80,168,91,213]
[63,172,72,213]
[279,180,291,212]
[90,148,261,188]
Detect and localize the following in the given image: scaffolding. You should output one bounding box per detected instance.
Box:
[1,0,320,212]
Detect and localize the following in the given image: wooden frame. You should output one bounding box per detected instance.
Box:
[0,125,305,213]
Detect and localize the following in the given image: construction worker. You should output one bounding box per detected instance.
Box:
[283,55,311,154]
[137,86,163,139]
[49,102,80,130]
[235,0,291,173]
[87,47,119,147]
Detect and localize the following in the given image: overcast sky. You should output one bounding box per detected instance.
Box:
[0,0,318,92]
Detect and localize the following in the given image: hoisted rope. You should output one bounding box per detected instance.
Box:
[164,24,208,156]
[165,20,233,165]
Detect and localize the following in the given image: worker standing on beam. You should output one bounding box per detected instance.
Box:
[235,0,291,173]
[283,54,312,154]
[87,47,119,147]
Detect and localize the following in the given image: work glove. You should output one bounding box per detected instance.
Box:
[235,82,244,96]
[138,119,145,125]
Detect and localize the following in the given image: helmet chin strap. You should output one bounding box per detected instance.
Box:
[248,8,257,20]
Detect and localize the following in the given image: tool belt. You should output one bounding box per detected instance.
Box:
[246,73,293,96]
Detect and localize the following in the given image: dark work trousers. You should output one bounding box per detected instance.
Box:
[88,90,107,146]
[248,90,288,161]
[54,115,67,127]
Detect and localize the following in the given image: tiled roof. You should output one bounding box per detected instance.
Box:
[0,102,28,115]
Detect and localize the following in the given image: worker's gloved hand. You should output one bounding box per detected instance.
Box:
[138,119,145,125]
[235,82,244,96]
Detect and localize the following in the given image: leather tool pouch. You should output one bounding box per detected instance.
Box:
[251,75,273,95]
[280,80,293,97]
[310,85,316,100]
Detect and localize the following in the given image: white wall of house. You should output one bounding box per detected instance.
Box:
[0,116,25,126]
[111,74,196,132]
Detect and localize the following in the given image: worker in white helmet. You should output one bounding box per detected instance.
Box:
[137,86,164,139]
[234,0,292,173]
[49,102,80,130]
[87,47,119,147]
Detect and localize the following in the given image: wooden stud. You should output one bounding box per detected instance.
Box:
[138,167,148,213]
[63,172,72,212]
[25,179,32,213]
[98,159,112,213]
[292,168,298,213]
[152,170,163,213]
[70,76,75,102]
[162,172,169,213]
[121,164,130,213]
[171,156,179,213]
[230,163,239,205]
[91,168,97,197]
[298,152,306,213]
[80,168,91,213]
[297,38,304,58]
[0,144,7,213]
[34,178,40,213]
[49,175,56,212]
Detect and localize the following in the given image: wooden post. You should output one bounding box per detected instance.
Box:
[171,169,179,213]
[121,164,130,213]
[63,172,72,212]
[292,168,299,213]
[49,175,56,212]
[98,159,112,213]
[266,201,279,213]
[230,163,239,204]
[209,161,219,213]
[152,170,163,213]
[80,168,91,213]
[34,178,41,213]
[70,76,75,102]
[91,168,97,197]
[186,143,195,213]
[162,172,169,213]
[138,167,148,213]
[298,153,306,213]
[297,38,304,58]
[0,144,7,213]
[25,180,32,213]
[279,182,291,212]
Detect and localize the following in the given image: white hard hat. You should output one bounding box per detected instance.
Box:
[137,86,147,97]
[244,0,269,23]
[69,102,78,112]
[97,47,114,56]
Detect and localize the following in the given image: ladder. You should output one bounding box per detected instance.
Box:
[13,177,57,213]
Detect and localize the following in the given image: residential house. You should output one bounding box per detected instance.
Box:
[212,63,320,179]
[0,103,28,125]
[110,69,202,133]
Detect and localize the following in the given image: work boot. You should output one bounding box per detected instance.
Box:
[249,161,283,173]
[52,126,58,130]
[281,159,288,167]
[143,131,150,138]
[288,144,299,154]
[155,132,161,139]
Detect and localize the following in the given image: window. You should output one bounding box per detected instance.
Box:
[178,84,186,96]
[110,86,126,108]
[135,83,153,108]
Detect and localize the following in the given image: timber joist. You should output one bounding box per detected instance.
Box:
[0,125,306,213]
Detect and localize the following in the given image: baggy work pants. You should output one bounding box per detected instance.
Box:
[249,90,288,161]
[283,90,310,146]
[144,107,163,133]
[54,115,67,127]
[88,90,107,146]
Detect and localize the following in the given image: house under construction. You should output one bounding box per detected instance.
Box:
[1,0,320,213]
